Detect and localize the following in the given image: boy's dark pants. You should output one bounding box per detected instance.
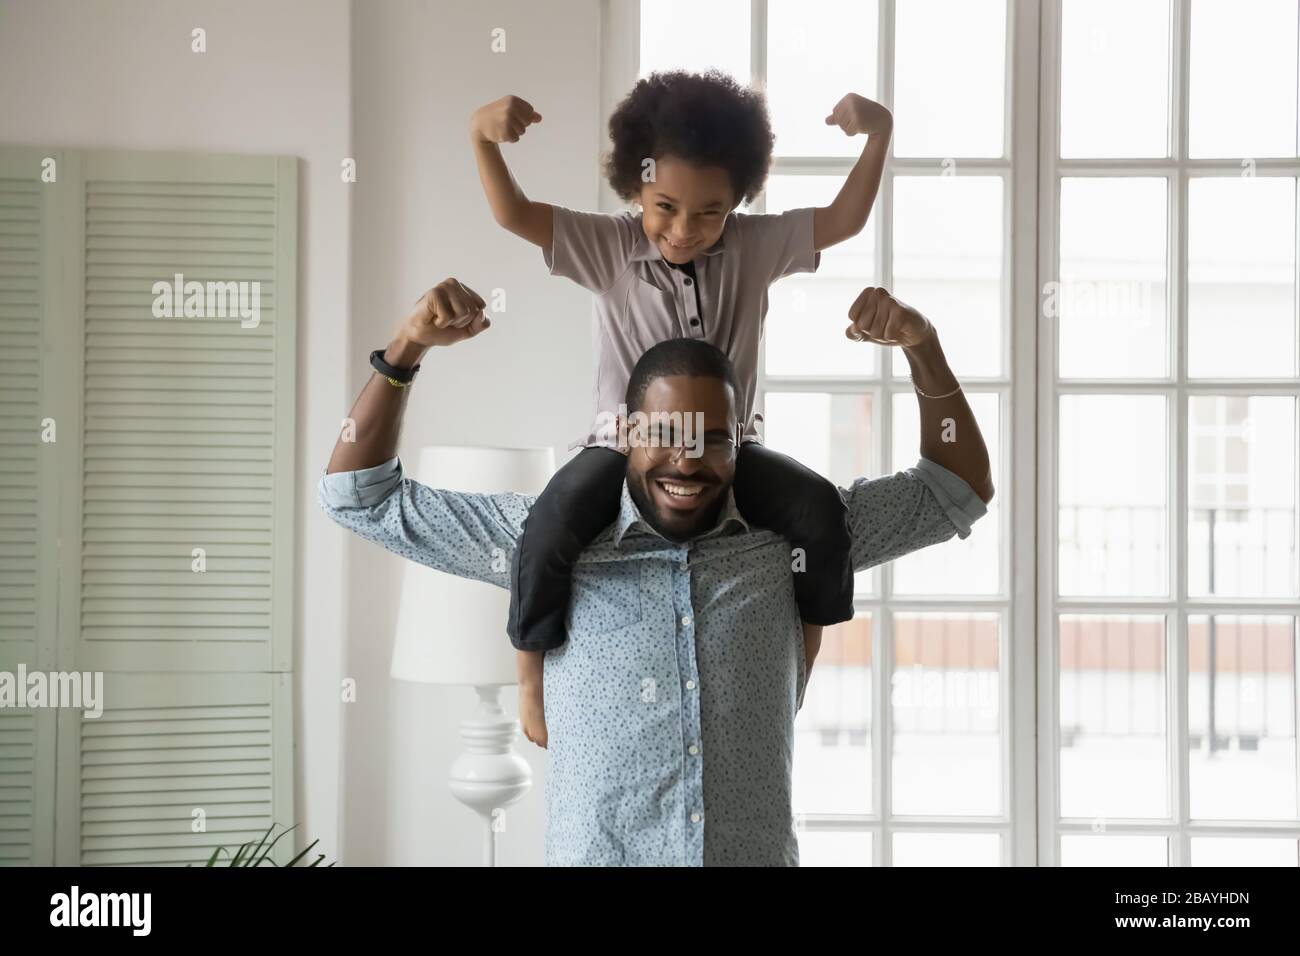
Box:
[506,442,856,652]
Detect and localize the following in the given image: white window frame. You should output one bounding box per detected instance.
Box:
[1037,0,1300,867]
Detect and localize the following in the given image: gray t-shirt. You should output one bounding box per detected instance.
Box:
[543,203,821,450]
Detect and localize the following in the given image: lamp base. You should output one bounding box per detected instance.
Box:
[447,685,533,866]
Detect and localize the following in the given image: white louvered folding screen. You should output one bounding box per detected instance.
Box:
[0,148,57,866]
[0,147,296,867]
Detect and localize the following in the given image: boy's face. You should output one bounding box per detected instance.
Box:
[636,155,738,264]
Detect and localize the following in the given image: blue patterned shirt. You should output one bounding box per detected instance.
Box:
[318,455,988,865]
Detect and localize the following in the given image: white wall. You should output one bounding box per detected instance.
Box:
[0,0,353,863]
[0,0,604,866]
[348,0,602,865]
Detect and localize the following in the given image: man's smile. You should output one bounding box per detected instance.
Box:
[652,475,713,513]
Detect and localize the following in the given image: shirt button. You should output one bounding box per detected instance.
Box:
[685,679,696,690]
[683,277,693,285]
[681,615,692,627]
[690,812,701,823]
[689,318,700,326]
[688,744,699,755]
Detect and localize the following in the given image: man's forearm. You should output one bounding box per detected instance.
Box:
[902,330,994,503]
[325,336,428,475]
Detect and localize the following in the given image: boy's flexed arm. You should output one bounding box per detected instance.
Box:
[470,95,555,251]
[813,93,893,252]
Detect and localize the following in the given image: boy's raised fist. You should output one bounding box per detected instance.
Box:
[825,93,893,137]
[471,95,543,144]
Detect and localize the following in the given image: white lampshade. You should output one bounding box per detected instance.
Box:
[390,445,555,687]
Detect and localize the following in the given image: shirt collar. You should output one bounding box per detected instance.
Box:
[629,210,731,262]
[612,478,750,547]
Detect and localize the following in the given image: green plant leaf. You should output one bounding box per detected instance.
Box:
[244,823,276,866]
[188,821,333,867]
[283,838,320,867]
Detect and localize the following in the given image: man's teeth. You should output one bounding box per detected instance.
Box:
[660,481,702,497]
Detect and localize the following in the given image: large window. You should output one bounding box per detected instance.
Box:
[1043,0,1299,867]
[620,0,1299,865]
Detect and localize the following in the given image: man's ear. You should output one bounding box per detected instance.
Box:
[615,413,629,454]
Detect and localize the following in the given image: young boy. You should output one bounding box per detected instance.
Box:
[467,70,892,748]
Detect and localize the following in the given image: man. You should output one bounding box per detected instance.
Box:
[319,278,994,865]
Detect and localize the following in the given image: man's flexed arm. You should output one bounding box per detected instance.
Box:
[845,288,995,505]
[326,278,489,474]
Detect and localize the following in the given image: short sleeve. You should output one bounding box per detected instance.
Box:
[734,206,822,282]
[543,204,642,294]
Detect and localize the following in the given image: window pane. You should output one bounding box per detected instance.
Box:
[892,831,1001,865]
[794,614,873,815]
[796,829,872,865]
[1189,0,1299,158]
[768,0,878,158]
[1189,615,1298,821]
[763,390,874,593]
[891,391,1000,595]
[1188,396,1297,598]
[892,613,1001,815]
[1060,834,1169,866]
[1060,0,1169,158]
[765,175,878,377]
[891,176,1003,378]
[1187,177,1297,379]
[1057,178,1168,379]
[640,0,750,80]
[893,0,1007,157]
[1059,395,1168,596]
[1059,615,1168,819]
[1190,837,1300,866]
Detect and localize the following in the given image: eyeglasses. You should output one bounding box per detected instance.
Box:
[634,425,739,464]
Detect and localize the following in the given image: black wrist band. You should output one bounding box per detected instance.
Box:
[370,348,421,384]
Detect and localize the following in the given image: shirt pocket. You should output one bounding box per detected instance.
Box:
[624,276,681,344]
[567,560,644,635]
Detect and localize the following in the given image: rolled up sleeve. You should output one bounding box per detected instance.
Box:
[842,457,989,573]
[317,457,534,589]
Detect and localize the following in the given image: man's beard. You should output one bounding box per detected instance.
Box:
[626,467,729,543]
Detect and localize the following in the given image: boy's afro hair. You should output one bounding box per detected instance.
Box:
[602,69,774,206]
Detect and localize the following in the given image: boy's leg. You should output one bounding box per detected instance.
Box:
[507,446,628,650]
[732,441,855,626]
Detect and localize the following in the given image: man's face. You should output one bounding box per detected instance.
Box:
[623,375,740,542]
[636,155,737,265]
